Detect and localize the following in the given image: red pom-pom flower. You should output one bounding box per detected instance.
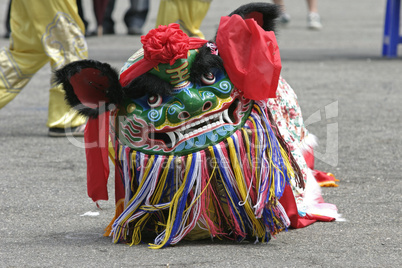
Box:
[141,24,190,66]
[119,24,207,87]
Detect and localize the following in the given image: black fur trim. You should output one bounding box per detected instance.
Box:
[123,73,174,99]
[229,2,280,32]
[190,44,224,86]
[54,59,122,118]
[212,2,280,41]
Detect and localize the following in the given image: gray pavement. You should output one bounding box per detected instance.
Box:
[0,0,401,267]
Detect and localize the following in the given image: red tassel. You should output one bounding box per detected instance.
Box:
[84,112,110,202]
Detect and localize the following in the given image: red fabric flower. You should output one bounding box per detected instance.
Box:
[119,25,207,87]
[141,24,190,66]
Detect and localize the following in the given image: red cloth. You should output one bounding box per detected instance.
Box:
[303,149,315,170]
[216,15,281,100]
[279,184,335,229]
[314,170,339,187]
[302,148,339,187]
[84,112,110,202]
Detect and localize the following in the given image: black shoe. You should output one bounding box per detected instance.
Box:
[85,30,98,37]
[103,28,115,35]
[48,124,86,137]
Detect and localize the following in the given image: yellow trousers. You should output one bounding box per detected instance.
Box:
[156,0,212,39]
[0,0,88,128]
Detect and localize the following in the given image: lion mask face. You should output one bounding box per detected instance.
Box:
[115,44,252,155]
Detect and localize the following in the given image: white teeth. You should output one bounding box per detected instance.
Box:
[166,132,176,148]
[162,110,232,148]
[176,131,184,140]
[219,113,223,123]
[168,110,233,147]
[223,109,233,124]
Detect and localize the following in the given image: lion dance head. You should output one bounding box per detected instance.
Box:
[55,3,315,249]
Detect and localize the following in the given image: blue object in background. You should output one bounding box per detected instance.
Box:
[382,0,402,57]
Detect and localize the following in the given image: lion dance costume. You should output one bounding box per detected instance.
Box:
[56,3,341,249]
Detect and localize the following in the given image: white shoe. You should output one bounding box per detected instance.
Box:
[278,13,291,26]
[307,12,322,30]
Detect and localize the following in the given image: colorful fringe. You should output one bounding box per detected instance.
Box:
[109,103,299,248]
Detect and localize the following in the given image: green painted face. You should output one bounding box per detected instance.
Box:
[115,48,253,155]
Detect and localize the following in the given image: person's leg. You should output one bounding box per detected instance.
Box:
[306,0,322,30]
[175,0,211,38]
[39,0,88,129]
[76,0,89,33]
[0,0,48,110]
[155,0,179,28]
[125,0,149,35]
[92,0,110,36]
[306,0,318,13]
[272,0,291,25]
[4,0,12,38]
[1,0,87,131]
[103,0,116,34]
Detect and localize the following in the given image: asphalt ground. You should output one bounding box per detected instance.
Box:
[0,0,401,267]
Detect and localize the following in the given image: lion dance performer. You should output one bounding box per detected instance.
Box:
[55,3,341,249]
[0,0,88,136]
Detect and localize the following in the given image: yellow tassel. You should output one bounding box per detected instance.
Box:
[248,117,260,183]
[129,214,151,246]
[241,128,253,175]
[113,155,155,243]
[227,137,266,238]
[207,146,247,234]
[254,105,296,183]
[138,155,174,212]
[127,155,174,245]
[108,138,116,165]
[148,154,193,249]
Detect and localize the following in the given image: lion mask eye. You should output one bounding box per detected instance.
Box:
[201,72,216,85]
[147,94,162,108]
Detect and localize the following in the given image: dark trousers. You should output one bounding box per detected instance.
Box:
[103,0,149,31]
